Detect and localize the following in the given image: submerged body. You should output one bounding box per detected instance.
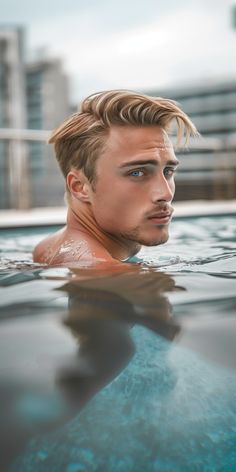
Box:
[2,215,236,471]
[33,126,177,266]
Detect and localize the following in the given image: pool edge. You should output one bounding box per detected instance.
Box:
[0,200,236,229]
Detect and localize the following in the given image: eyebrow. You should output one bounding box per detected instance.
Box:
[119,159,179,168]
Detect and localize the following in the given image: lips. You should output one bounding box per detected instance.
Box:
[148,212,171,219]
[147,209,173,225]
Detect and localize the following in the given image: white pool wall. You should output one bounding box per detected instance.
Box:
[0,200,236,228]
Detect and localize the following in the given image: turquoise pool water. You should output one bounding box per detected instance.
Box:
[0,215,236,471]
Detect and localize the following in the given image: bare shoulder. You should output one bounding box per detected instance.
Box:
[33,227,66,264]
[33,227,115,265]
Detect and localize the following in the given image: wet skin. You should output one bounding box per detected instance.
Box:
[33,125,179,266]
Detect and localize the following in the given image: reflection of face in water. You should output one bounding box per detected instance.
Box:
[0,269,183,470]
[56,268,183,410]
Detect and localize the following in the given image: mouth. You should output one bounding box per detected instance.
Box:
[147,212,173,225]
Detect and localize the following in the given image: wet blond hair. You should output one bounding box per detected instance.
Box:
[49,89,198,184]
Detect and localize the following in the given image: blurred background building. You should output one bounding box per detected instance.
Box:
[26,57,70,207]
[147,81,236,201]
[0,25,70,210]
[0,25,27,209]
[0,17,236,210]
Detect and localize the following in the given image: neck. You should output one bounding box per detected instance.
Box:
[67,202,141,261]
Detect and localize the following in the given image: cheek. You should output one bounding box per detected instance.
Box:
[95,179,138,209]
[97,192,133,217]
[92,183,142,228]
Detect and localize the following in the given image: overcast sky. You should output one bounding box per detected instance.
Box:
[1,0,236,103]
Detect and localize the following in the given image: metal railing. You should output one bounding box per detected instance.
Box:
[0,128,236,209]
[0,128,61,209]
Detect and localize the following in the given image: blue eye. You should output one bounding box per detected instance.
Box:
[164,168,176,178]
[130,170,144,177]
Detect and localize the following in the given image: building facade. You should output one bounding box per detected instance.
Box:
[0,25,70,209]
[146,81,236,200]
[0,26,28,209]
[26,58,70,207]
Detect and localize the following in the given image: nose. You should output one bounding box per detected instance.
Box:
[151,174,175,203]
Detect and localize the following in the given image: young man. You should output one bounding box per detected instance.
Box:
[33,90,197,266]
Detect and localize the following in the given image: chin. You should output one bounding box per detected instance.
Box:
[134,233,169,247]
[139,227,170,247]
[120,225,170,247]
[142,236,169,247]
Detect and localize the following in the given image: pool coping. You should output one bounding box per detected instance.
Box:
[0,200,235,228]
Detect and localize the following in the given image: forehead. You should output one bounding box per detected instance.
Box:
[101,125,174,164]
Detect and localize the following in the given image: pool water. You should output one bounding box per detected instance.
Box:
[0,216,236,471]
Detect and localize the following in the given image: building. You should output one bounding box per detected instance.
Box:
[0,25,28,209]
[0,25,70,210]
[146,80,236,200]
[26,58,70,207]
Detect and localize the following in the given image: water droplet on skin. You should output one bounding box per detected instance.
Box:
[58,239,93,260]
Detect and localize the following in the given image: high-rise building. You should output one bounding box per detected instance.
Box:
[26,58,70,207]
[0,25,70,209]
[146,80,236,200]
[0,25,28,209]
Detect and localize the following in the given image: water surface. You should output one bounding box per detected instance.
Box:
[0,215,235,471]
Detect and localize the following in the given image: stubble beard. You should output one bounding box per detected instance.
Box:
[119,224,170,247]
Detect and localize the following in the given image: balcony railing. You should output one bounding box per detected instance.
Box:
[0,128,236,210]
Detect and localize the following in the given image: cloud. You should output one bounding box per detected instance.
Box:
[1,0,236,101]
[36,1,236,100]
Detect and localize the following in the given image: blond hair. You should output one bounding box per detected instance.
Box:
[49,89,198,184]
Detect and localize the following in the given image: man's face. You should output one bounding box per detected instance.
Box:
[88,125,179,247]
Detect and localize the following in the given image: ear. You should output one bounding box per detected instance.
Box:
[67,169,91,203]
